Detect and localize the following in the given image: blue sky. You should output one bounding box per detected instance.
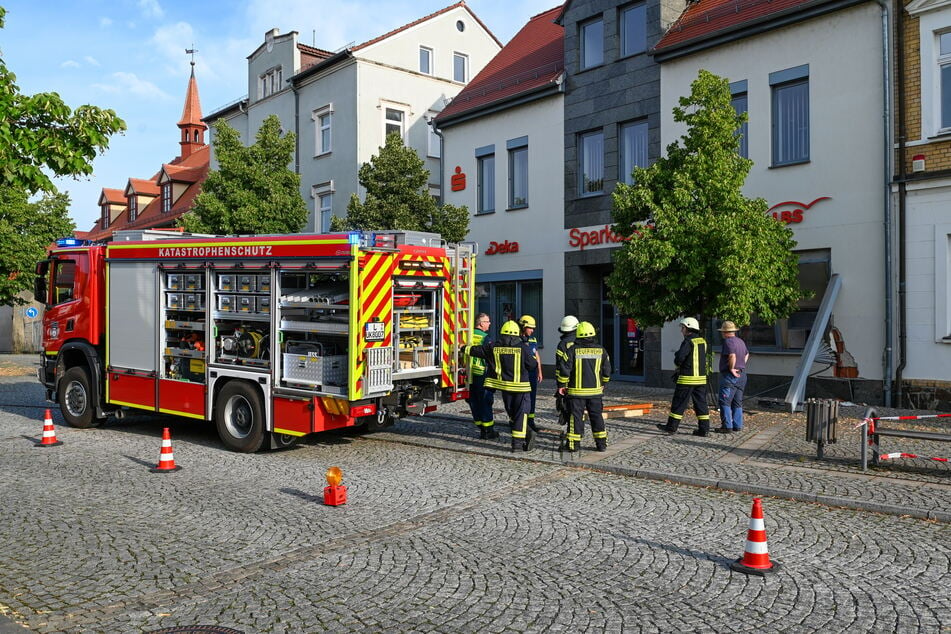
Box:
[1,0,559,230]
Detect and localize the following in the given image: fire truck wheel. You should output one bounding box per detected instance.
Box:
[216,381,265,453]
[58,366,103,429]
[270,432,299,450]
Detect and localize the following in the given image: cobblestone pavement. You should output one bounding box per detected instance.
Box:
[1,357,949,632]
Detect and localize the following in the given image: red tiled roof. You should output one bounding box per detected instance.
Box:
[125,178,161,197]
[354,1,502,51]
[177,68,206,128]
[436,5,564,123]
[654,0,827,53]
[298,43,335,71]
[98,188,125,205]
[161,163,205,183]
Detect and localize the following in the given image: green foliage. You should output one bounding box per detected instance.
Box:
[0,188,74,305]
[608,70,802,329]
[181,116,308,234]
[333,132,469,243]
[0,7,126,194]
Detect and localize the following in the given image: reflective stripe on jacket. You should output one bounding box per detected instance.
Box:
[467,334,536,393]
[554,333,576,384]
[556,338,611,396]
[468,328,489,376]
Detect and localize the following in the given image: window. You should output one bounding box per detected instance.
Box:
[620,4,647,57]
[161,183,171,213]
[476,278,544,346]
[619,121,648,185]
[746,250,830,350]
[101,205,109,229]
[313,105,333,155]
[581,18,604,69]
[312,182,335,233]
[426,110,440,158]
[731,80,749,159]
[419,46,433,75]
[128,196,137,221]
[579,130,604,195]
[453,52,468,82]
[936,225,951,341]
[940,32,951,129]
[770,65,809,166]
[385,107,405,140]
[259,66,283,99]
[507,137,528,208]
[476,145,495,213]
[52,259,76,305]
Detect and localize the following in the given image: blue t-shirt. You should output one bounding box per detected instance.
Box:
[719,336,748,373]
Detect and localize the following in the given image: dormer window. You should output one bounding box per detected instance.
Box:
[162,183,172,213]
[259,66,283,99]
[101,205,110,229]
[128,195,137,221]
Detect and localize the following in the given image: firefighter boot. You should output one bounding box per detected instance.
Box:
[511,437,519,452]
[595,438,607,452]
[524,427,536,451]
[479,426,487,439]
[484,425,499,439]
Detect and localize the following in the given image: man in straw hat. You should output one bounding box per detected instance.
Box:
[714,320,749,433]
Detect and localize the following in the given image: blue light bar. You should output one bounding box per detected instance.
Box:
[347,232,361,245]
[56,238,89,247]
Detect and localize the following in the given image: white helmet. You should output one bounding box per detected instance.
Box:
[680,317,700,331]
[559,315,579,333]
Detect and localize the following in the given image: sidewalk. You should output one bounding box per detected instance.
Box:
[376,379,951,522]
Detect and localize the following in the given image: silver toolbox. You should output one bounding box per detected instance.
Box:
[217,295,235,312]
[218,274,234,291]
[237,295,255,312]
[238,275,256,292]
[167,274,182,290]
[283,353,347,386]
[257,297,271,314]
[167,293,183,310]
[257,275,271,292]
[183,294,204,310]
[184,274,202,290]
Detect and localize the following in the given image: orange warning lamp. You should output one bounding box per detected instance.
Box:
[323,466,347,506]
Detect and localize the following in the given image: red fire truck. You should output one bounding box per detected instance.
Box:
[35,230,475,452]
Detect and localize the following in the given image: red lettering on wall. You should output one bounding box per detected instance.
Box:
[450,166,466,192]
[767,197,829,224]
[485,240,519,255]
[567,225,634,251]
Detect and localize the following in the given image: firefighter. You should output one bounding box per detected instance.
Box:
[466,312,497,439]
[554,315,579,428]
[556,321,611,452]
[467,320,538,451]
[518,314,543,433]
[657,317,711,437]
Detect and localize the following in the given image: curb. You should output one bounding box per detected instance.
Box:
[366,434,949,523]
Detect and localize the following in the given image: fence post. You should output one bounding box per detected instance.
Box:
[860,406,877,471]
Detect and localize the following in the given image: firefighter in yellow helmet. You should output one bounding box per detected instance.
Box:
[656,317,711,437]
[518,314,543,433]
[467,320,539,451]
[556,321,611,452]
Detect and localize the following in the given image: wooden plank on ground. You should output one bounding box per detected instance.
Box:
[602,403,653,419]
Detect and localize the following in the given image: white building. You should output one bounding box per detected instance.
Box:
[436,6,565,366]
[654,0,891,403]
[206,2,501,232]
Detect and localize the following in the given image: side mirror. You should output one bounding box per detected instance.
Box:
[34,260,49,306]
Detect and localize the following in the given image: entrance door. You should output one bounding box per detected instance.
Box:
[601,287,644,380]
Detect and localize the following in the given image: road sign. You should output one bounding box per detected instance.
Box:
[25,307,38,319]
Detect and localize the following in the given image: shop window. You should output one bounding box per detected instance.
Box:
[476,279,543,346]
[745,250,830,351]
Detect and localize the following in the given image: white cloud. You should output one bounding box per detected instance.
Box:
[92,72,171,100]
[84,56,100,67]
[138,0,165,20]
[61,60,81,69]
[99,16,113,28]
[151,21,197,70]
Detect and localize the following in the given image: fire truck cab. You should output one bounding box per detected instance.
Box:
[35,230,475,452]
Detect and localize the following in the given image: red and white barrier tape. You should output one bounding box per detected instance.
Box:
[869,413,951,422]
[879,452,949,463]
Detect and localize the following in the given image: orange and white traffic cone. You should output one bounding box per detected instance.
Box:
[730,497,779,575]
[37,409,63,447]
[150,427,182,473]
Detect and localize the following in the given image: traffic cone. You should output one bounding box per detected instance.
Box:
[730,497,779,575]
[37,409,63,447]
[150,427,182,473]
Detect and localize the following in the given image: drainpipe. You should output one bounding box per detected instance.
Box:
[894,0,908,407]
[873,0,894,407]
[430,116,445,207]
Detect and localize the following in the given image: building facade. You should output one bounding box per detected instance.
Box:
[437,6,565,366]
[206,3,501,233]
[654,0,890,403]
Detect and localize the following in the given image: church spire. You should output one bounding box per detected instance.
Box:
[177,49,206,159]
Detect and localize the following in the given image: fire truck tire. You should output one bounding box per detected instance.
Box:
[216,381,265,453]
[58,366,103,429]
[270,432,299,450]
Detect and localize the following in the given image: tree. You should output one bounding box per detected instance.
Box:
[181,116,308,234]
[0,188,74,305]
[0,7,126,194]
[607,70,802,329]
[332,132,469,243]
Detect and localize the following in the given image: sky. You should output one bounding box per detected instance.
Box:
[1,0,560,231]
